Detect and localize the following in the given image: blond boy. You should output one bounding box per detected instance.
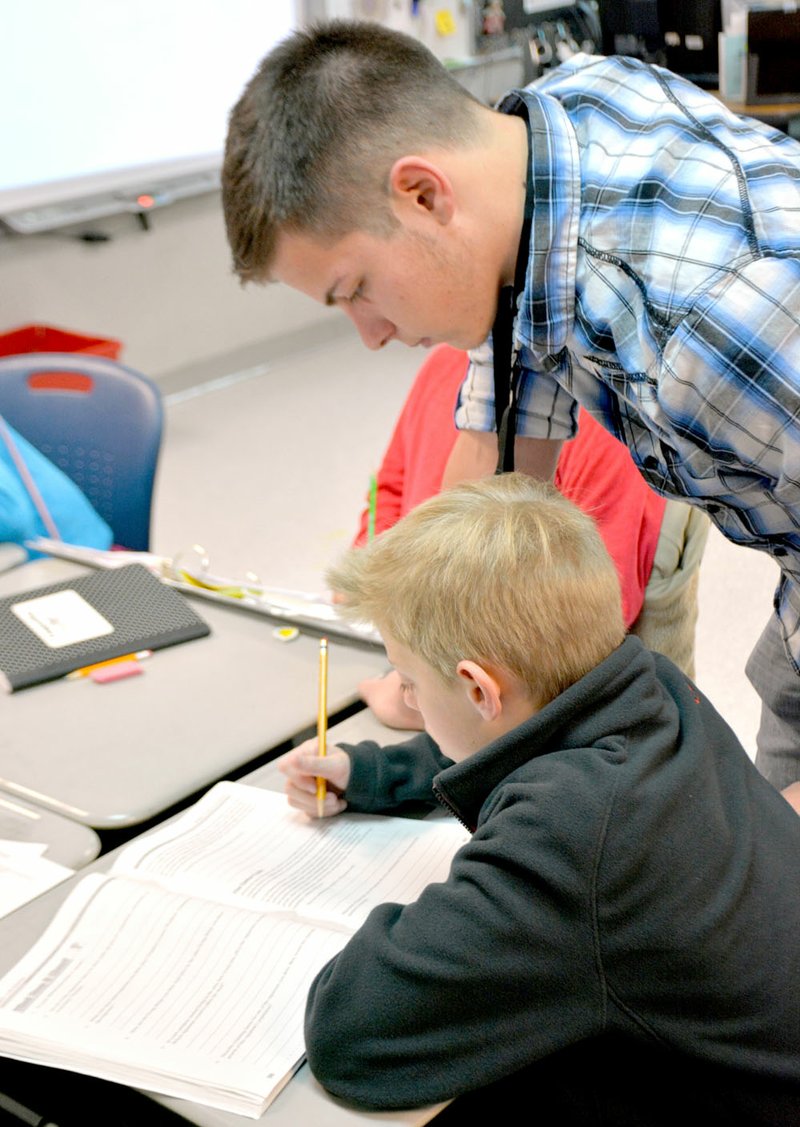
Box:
[281,474,800,1122]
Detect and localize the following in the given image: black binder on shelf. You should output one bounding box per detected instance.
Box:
[0,564,210,692]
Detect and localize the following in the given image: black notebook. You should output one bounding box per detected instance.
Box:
[0,564,211,692]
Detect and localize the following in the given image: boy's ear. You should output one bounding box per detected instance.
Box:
[456,660,503,722]
[388,157,455,227]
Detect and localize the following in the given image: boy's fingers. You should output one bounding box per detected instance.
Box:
[280,748,351,796]
[278,744,319,783]
[286,783,347,818]
[279,738,318,769]
[299,752,342,776]
[299,749,351,789]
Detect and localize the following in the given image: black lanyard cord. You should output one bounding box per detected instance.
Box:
[493,112,534,475]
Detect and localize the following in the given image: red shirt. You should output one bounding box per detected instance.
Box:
[354,345,665,627]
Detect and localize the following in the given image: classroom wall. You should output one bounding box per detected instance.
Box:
[0,1,502,385]
[324,0,474,60]
[0,191,339,384]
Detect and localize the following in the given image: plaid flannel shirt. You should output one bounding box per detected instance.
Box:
[456,54,800,667]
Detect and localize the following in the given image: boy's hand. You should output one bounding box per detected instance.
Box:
[359,670,423,731]
[279,737,351,818]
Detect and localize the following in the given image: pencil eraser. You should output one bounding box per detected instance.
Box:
[90,660,144,684]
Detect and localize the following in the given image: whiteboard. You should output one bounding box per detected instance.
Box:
[0,0,298,231]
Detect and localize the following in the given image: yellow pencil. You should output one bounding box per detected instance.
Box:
[316,637,329,817]
[66,650,152,680]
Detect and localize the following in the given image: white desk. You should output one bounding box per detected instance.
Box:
[0,337,410,832]
[0,559,388,829]
[0,337,427,1116]
[0,710,444,1127]
[153,334,419,594]
[0,792,100,869]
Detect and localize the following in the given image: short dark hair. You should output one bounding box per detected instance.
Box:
[222,20,483,282]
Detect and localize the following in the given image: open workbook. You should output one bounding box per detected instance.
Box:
[0,782,468,1118]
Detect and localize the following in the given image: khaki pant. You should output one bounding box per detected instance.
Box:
[629,501,710,680]
[746,613,800,789]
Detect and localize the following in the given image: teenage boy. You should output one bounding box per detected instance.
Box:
[223,22,800,790]
[280,474,800,1123]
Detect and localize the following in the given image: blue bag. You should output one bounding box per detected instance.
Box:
[0,416,113,556]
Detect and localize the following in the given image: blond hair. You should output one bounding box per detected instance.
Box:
[328,474,626,709]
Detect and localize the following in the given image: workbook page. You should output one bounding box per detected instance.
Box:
[114,782,469,929]
[0,872,345,1117]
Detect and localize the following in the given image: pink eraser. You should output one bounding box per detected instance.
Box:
[90,660,144,684]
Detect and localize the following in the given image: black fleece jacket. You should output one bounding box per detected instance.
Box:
[305,638,800,1116]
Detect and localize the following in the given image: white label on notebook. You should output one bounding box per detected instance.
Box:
[12,590,114,648]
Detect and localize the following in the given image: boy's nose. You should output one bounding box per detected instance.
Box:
[346,305,395,350]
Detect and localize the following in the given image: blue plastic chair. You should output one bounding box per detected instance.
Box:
[0,352,163,550]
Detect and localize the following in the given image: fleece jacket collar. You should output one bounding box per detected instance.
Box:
[433,636,674,832]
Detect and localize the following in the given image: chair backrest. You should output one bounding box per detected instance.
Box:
[0,352,163,551]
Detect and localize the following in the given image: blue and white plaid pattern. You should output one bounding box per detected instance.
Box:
[456,55,800,666]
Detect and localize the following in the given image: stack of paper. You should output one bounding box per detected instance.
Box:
[0,783,468,1117]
